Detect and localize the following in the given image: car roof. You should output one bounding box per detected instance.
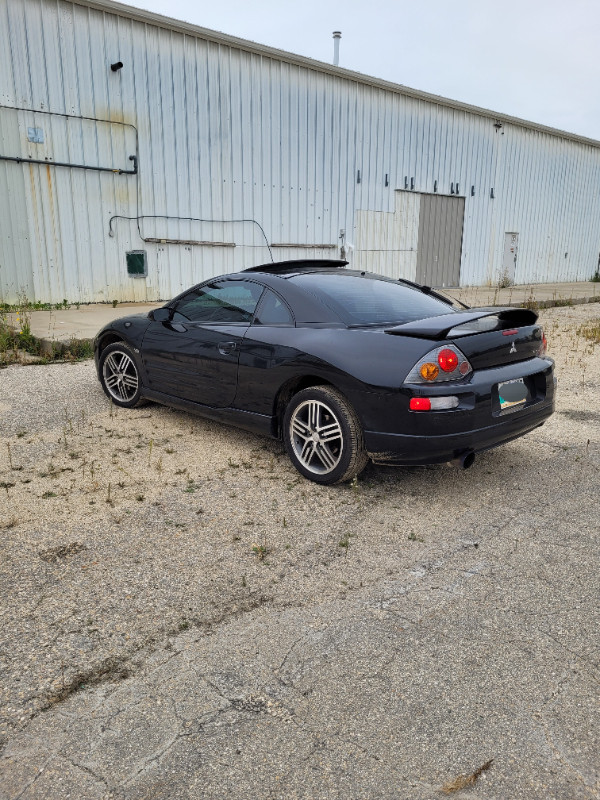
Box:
[171,262,454,326]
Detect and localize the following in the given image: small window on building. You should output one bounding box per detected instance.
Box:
[126,250,147,277]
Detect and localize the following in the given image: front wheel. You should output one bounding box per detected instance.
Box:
[99,342,147,408]
[283,386,368,485]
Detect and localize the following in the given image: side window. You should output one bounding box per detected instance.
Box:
[253,289,294,326]
[172,280,264,324]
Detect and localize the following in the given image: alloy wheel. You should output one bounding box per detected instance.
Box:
[289,399,343,475]
[102,350,139,403]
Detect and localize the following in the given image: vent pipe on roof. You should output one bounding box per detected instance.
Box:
[333,31,341,66]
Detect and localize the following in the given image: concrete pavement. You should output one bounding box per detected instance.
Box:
[4,281,599,345]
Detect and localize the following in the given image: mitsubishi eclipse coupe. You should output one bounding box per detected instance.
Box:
[94,260,555,484]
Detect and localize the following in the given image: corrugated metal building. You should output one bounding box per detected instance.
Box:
[1,0,600,304]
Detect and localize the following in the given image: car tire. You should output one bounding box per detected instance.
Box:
[99,342,147,408]
[283,386,369,485]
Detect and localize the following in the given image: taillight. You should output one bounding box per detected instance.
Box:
[420,363,439,381]
[406,345,472,384]
[438,348,458,372]
[409,396,460,412]
[409,397,432,411]
[538,331,548,356]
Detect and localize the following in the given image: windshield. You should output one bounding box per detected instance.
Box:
[290,273,457,326]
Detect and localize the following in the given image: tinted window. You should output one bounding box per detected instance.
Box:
[290,274,457,326]
[253,289,294,326]
[172,280,264,324]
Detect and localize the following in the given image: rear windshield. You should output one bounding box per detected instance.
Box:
[290,273,457,326]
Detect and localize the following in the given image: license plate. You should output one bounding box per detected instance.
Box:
[498,378,528,411]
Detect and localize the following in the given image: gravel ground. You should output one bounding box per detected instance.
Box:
[0,304,598,798]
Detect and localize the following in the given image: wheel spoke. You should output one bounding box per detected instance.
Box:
[317,421,342,443]
[292,418,311,440]
[300,439,315,464]
[105,353,119,374]
[122,374,138,389]
[308,401,319,431]
[105,373,119,388]
[315,442,337,470]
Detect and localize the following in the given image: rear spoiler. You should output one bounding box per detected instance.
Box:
[384,307,538,340]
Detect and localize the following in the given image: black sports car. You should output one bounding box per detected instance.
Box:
[94,260,555,484]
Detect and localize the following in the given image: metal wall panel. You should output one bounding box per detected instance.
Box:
[355,191,420,279]
[1,0,600,304]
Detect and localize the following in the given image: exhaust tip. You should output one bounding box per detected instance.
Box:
[452,450,475,470]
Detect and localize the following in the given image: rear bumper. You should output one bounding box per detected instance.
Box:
[363,363,556,465]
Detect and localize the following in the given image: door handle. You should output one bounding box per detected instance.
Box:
[218,341,238,355]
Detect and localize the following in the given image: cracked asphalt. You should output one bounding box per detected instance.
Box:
[0,304,599,799]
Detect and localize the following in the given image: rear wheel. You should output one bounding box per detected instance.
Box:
[283,386,368,485]
[99,342,147,408]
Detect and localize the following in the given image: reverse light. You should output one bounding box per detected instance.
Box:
[409,396,460,412]
[406,345,472,384]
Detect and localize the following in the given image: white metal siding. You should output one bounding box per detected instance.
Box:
[1,0,600,303]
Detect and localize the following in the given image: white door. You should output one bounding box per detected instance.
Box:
[502,233,519,284]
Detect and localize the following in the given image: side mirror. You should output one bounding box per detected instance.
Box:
[150,308,172,322]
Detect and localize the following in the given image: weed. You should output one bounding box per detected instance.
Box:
[112,300,119,308]
[42,491,58,499]
[16,431,27,439]
[577,318,600,344]
[523,292,539,312]
[252,544,268,560]
[177,618,190,631]
[339,532,356,550]
[135,493,145,502]
[496,269,513,289]
[408,531,425,542]
[0,481,15,495]
[252,533,269,561]
[591,269,600,283]
[228,457,240,468]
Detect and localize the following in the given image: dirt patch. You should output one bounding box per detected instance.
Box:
[38,541,87,562]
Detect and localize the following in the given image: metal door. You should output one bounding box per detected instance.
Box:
[416,195,465,287]
[502,233,519,284]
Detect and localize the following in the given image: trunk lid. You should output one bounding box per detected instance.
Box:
[385,306,543,369]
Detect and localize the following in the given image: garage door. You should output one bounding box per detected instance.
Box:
[416,194,465,287]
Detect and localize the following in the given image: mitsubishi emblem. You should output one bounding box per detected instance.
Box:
[510,341,517,354]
